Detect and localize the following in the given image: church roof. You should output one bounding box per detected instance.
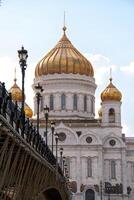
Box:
[101,78,122,102]
[35,26,94,78]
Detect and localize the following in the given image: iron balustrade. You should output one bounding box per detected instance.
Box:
[0,82,63,176]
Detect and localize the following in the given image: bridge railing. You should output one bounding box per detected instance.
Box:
[0,82,63,176]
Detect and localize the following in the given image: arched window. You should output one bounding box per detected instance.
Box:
[50,94,54,110]
[111,160,116,179]
[85,189,95,200]
[84,95,87,112]
[73,94,77,110]
[109,108,115,123]
[61,94,66,110]
[87,157,92,177]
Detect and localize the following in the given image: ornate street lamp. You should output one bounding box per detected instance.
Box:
[18,46,28,136]
[44,105,49,145]
[55,133,59,180]
[34,83,43,134]
[51,121,55,153]
[60,147,63,169]
[55,133,59,161]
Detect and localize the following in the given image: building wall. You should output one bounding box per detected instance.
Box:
[34,73,134,200]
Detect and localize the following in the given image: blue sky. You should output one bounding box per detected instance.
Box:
[0,0,134,136]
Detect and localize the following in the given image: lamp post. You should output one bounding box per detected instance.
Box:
[100,181,103,200]
[63,156,66,174]
[34,83,43,134]
[60,147,63,169]
[64,163,67,176]
[44,105,49,145]
[51,121,55,154]
[18,46,28,136]
[55,133,59,161]
[55,133,59,180]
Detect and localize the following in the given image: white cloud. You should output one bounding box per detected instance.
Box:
[120,62,134,73]
[84,53,117,85]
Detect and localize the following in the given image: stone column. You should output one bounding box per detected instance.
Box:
[98,147,103,181]
[76,148,81,193]
[78,94,84,112]
[54,93,61,111]
[121,148,127,194]
[66,93,73,111]
[43,93,49,108]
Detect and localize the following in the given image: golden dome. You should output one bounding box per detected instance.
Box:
[101,78,122,101]
[24,104,33,118]
[35,27,94,77]
[9,78,23,102]
[98,107,102,118]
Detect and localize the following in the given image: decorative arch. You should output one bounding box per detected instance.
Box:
[102,133,125,148]
[48,122,79,145]
[79,131,100,145]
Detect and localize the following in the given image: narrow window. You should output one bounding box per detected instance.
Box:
[61,94,66,110]
[50,94,54,110]
[73,94,77,110]
[111,160,116,179]
[84,95,87,111]
[109,108,115,123]
[91,97,94,113]
[87,157,92,177]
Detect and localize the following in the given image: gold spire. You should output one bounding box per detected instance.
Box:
[14,67,17,84]
[35,25,94,78]
[109,67,112,82]
[63,11,67,34]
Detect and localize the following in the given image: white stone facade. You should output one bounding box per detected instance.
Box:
[33,72,134,200]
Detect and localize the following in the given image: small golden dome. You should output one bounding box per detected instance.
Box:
[9,78,23,102]
[101,78,122,101]
[98,107,102,118]
[24,104,33,118]
[35,27,94,78]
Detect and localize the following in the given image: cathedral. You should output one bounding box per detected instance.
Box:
[9,26,134,200]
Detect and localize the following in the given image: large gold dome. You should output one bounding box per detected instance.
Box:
[9,79,23,102]
[101,78,122,101]
[24,104,33,118]
[9,78,33,118]
[35,27,94,77]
